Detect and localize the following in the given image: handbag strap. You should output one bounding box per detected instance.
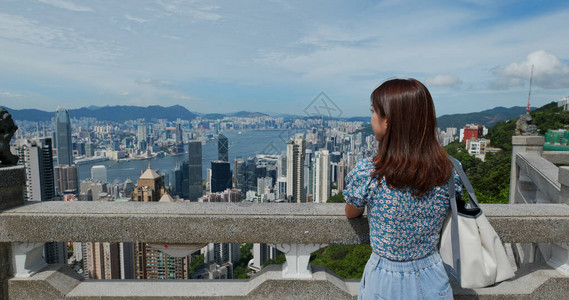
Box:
[447,166,461,281]
[449,157,479,208]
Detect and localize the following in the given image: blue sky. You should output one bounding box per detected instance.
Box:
[1,0,569,117]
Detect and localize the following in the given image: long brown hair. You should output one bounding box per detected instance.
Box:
[371,78,451,196]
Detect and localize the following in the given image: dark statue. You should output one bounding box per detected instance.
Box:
[515,113,538,136]
[0,108,19,166]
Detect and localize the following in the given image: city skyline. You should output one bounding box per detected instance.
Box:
[1,1,569,117]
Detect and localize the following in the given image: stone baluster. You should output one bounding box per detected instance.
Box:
[272,244,327,279]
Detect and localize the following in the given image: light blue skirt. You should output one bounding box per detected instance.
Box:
[359,251,453,300]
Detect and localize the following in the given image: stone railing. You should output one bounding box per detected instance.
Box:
[1,198,569,299]
[509,135,569,282]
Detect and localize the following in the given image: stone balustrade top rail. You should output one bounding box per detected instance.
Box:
[1,201,569,244]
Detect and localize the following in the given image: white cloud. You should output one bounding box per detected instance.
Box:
[492,50,569,89]
[135,79,176,87]
[0,91,23,99]
[0,13,122,60]
[425,74,463,87]
[125,14,149,23]
[156,0,222,21]
[37,0,93,12]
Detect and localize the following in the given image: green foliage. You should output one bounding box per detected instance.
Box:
[467,151,511,204]
[531,102,569,133]
[310,245,372,279]
[189,253,204,275]
[232,243,253,279]
[327,192,345,203]
[444,141,510,204]
[262,253,286,267]
[486,120,516,151]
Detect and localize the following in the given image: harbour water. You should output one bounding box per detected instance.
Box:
[77,130,296,184]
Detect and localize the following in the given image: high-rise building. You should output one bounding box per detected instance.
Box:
[172,161,190,199]
[304,149,314,196]
[54,165,79,195]
[211,161,231,193]
[277,154,287,178]
[14,137,65,264]
[91,165,107,183]
[15,138,56,202]
[276,176,287,200]
[188,141,203,201]
[55,107,73,166]
[86,242,121,279]
[286,137,306,203]
[314,149,330,203]
[172,123,184,153]
[246,157,256,192]
[234,158,246,193]
[218,134,229,162]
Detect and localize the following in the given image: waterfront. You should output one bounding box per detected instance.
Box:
[77,130,294,184]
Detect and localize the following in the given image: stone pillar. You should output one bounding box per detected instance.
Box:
[0,165,26,300]
[509,136,544,204]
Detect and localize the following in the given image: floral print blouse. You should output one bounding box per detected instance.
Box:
[344,157,462,261]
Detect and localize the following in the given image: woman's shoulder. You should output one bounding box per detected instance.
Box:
[354,157,375,172]
[346,157,375,183]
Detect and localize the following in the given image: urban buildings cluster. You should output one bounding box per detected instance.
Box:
[9,106,375,279]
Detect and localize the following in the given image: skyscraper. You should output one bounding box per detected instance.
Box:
[218,134,228,162]
[174,123,184,153]
[246,157,256,192]
[15,137,66,264]
[314,149,330,203]
[304,149,314,196]
[188,141,203,201]
[55,107,73,166]
[286,137,306,203]
[277,154,287,178]
[54,165,79,195]
[234,158,246,193]
[211,161,231,193]
[15,138,56,202]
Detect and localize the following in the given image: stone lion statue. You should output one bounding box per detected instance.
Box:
[515,113,538,136]
[0,108,19,166]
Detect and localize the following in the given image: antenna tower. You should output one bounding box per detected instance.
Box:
[526,64,534,114]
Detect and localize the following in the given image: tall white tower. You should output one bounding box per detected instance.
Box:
[314,149,330,203]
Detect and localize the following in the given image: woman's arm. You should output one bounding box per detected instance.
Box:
[345,203,364,218]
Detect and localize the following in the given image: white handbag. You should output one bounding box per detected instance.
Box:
[439,158,515,289]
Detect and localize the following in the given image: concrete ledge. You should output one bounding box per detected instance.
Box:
[9,264,83,300]
[64,265,358,299]
[9,262,569,299]
[513,136,545,146]
[542,152,569,165]
[2,202,569,244]
[453,263,569,299]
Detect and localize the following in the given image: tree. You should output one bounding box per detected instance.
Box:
[327,192,345,203]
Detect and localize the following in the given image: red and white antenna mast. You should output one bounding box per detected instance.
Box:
[526,64,534,114]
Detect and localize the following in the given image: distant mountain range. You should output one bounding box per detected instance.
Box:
[436,106,534,129]
[1,104,533,126]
